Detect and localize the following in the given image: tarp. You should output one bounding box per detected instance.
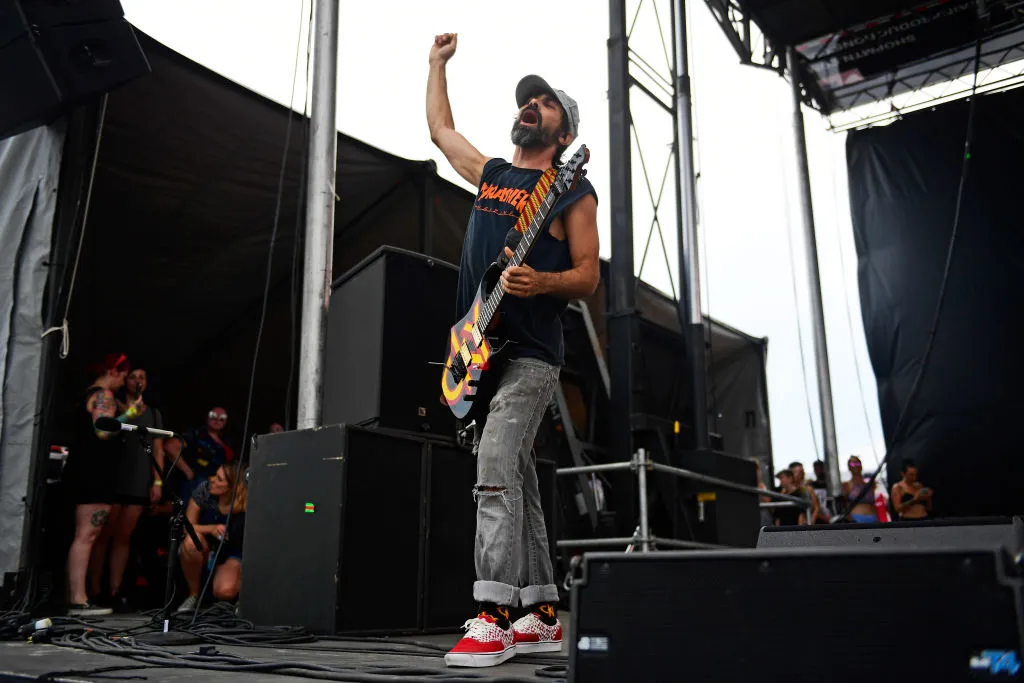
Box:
[846,87,1024,517]
[0,123,65,575]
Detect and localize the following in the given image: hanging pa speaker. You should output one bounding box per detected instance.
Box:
[0,0,150,140]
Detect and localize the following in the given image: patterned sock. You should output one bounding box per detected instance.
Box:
[528,602,558,626]
[478,602,511,629]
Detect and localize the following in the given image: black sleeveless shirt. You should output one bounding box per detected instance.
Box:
[455,158,598,366]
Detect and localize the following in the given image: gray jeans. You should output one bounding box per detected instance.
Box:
[472,357,559,608]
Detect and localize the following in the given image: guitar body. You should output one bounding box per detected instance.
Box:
[441,265,504,420]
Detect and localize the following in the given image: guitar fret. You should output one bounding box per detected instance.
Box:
[482,188,560,330]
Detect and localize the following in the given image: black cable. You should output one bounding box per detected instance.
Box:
[285,0,314,431]
[191,0,313,620]
[50,630,562,682]
[835,38,983,521]
[36,664,155,681]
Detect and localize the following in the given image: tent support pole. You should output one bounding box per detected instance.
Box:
[671,0,710,450]
[297,0,340,429]
[607,0,638,537]
[786,47,842,502]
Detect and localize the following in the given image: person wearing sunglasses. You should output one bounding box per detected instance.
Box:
[166,407,235,505]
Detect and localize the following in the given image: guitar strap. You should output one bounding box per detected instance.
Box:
[513,167,558,234]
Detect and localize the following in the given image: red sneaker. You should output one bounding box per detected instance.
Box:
[444,611,517,668]
[512,609,563,653]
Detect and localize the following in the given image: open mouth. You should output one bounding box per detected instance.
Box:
[520,109,539,125]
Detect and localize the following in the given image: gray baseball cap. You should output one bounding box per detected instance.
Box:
[515,74,579,139]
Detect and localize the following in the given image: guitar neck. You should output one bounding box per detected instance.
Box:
[478,189,559,330]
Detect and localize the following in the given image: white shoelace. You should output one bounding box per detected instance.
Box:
[462,616,505,640]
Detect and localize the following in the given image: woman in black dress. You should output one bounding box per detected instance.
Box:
[62,353,133,616]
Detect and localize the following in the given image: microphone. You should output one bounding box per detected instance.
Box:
[498,229,522,267]
[95,416,180,439]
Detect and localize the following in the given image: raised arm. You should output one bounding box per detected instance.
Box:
[427,33,489,187]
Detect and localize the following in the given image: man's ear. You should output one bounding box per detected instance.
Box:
[559,131,574,146]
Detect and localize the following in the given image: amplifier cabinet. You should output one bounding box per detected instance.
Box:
[241,424,475,634]
[569,547,1024,682]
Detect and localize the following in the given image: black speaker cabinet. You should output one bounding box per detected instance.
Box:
[758,516,1024,551]
[570,547,1024,682]
[323,246,459,438]
[0,0,150,139]
[241,424,478,634]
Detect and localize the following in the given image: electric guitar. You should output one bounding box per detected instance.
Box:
[440,144,590,419]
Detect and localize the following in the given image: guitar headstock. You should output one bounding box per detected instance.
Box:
[554,144,590,194]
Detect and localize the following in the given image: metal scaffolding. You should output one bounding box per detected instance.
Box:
[607,0,711,473]
[556,448,811,552]
[704,0,1024,130]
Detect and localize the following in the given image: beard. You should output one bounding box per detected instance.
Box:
[510,106,557,148]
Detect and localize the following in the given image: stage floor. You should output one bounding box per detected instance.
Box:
[0,613,569,682]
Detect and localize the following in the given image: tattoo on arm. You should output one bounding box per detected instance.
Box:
[92,390,116,418]
[91,389,117,439]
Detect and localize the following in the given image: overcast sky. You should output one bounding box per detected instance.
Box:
[119,0,887,482]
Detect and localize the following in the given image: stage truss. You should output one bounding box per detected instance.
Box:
[704,0,1024,131]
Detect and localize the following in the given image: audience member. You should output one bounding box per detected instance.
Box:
[773,469,807,526]
[171,406,235,504]
[809,460,831,523]
[176,463,247,613]
[788,462,821,524]
[811,460,827,489]
[61,353,132,616]
[269,422,284,434]
[891,459,933,520]
[842,456,878,523]
[87,367,165,610]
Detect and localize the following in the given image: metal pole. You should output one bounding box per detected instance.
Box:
[785,47,841,501]
[556,462,635,476]
[649,461,807,505]
[671,0,710,450]
[636,449,651,552]
[297,0,340,429]
[608,0,638,537]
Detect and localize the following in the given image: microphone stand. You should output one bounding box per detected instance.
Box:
[132,426,203,646]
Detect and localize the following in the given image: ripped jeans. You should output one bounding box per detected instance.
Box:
[472,357,560,608]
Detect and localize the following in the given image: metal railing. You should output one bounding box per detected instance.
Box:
[556,448,814,552]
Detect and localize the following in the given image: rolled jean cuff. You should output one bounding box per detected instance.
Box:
[473,580,520,607]
[520,584,559,607]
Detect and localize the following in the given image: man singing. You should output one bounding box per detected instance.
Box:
[427,33,599,667]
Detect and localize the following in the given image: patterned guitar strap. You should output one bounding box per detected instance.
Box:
[512,167,558,235]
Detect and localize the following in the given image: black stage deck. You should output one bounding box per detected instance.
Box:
[0,614,569,682]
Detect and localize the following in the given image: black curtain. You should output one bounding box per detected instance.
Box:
[846,87,1024,517]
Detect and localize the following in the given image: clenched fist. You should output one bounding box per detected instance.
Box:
[430,33,457,64]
